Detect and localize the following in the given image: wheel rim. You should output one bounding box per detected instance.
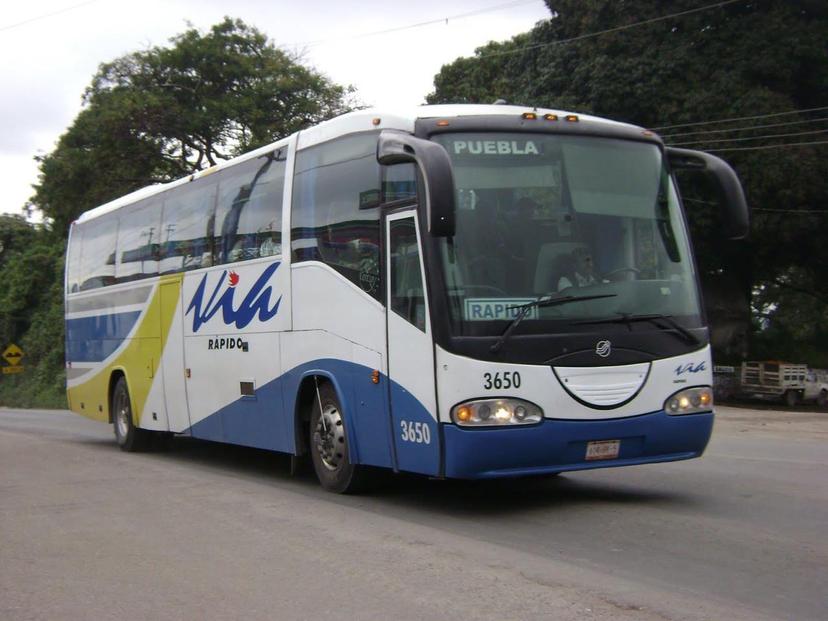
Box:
[115,390,130,440]
[313,402,346,471]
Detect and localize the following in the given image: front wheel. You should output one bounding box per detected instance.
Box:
[112,376,151,452]
[309,381,369,494]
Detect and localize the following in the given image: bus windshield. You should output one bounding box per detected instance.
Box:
[431,132,701,337]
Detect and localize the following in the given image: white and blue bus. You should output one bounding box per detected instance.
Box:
[65,104,748,492]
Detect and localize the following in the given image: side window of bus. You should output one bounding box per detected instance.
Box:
[77,214,117,291]
[382,163,417,203]
[116,199,162,283]
[291,133,382,301]
[160,181,217,273]
[214,151,285,265]
[389,217,426,332]
[66,226,83,293]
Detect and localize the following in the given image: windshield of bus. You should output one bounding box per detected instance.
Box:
[430,132,701,337]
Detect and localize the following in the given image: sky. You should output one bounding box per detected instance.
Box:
[0,0,551,219]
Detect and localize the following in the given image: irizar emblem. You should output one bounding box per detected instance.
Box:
[595,340,611,358]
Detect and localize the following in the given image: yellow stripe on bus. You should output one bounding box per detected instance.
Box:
[67,275,182,425]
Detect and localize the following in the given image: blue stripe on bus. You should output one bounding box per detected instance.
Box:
[185,359,439,475]
[181,361,713,480]
[442,410,713,479]
[65,311,142,362]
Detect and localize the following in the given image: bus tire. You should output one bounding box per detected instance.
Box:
[112,376,150,452]
[309,381,368,494]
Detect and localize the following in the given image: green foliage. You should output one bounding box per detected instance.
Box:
[30,17,356,234]
[0,219,66,407]
[430,0,828,365]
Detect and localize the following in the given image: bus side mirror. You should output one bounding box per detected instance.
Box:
[377,131,456,236]
[667,147,749,240]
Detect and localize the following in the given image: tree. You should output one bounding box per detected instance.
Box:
[30,17,356,233]
[0,217,66,407]
[429,0,828,364]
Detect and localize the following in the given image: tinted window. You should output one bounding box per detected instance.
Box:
[291,133,382,300]
[215,150,285,265]
[383,163,417,204]
[389,217,426,331]
[160,181,217,273]
[116,199,163,283]
[66,225,83,293]
[77,215,117,291]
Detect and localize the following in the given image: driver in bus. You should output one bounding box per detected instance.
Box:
[558,245,597,291]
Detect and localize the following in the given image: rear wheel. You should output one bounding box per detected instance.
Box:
[309,381,368,494]
[784,389,799,408]
[112,376,151,452]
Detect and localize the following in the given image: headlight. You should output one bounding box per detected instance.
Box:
[451,398,542,427]
[664,387,713,415]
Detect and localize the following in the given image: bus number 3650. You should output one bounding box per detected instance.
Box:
[483,371,521,390]
[400,420,431,444]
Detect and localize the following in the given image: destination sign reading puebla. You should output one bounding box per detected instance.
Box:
[450,139,541,156]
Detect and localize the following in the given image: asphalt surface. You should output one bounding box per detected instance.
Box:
[1,405,826,621]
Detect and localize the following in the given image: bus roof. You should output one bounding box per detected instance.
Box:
[75,104,645,224]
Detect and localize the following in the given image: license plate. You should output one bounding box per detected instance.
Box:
[585,440,620,461]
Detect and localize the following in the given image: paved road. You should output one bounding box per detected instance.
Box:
[1,406,826,621]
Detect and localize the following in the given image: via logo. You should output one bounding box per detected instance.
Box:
[676,361,707,376]
[186,263,282,333]
[595,340,611,358]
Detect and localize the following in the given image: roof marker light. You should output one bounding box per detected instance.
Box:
[436,120,450,127]
[544,114,559,121]
[565,114,579,122]
[372,118,381,126]
[522,112,538,120]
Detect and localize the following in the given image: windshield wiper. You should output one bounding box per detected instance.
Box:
[490,293,617,354]
[574,313,702,345]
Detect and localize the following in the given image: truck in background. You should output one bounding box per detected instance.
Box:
[739,361,828,408]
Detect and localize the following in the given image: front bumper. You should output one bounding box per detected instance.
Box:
[442,410,714,479]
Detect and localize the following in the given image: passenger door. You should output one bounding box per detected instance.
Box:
[384,211,440,475]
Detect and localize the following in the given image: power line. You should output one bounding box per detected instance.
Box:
[707,140,828,152]
[661,116,828,139]
[753,208,828,215]
[652,105,828,131]
[683,198,828,215]
[474,0,744,60]
[288,0,543,48]
[0,0,98,33]
[667,128,828,147]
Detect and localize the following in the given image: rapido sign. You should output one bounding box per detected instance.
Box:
[451,139,540,156]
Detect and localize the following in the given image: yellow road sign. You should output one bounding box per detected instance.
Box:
[2,344,24,366]
[2,365,23,375]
